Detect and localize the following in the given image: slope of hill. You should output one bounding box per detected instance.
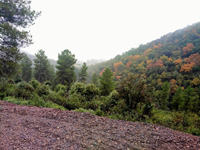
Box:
[88,22,200,100]
[1,101,200,150]
[88,22,200,78]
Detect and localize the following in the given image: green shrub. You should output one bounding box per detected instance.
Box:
[66,82,101,110]
[0,79,16,99]
[151,109,174,127]
[15,82,34,99]
[36,84,50,97]
[45,90,67,106]
[66,93,83,110]
[95,107,104,116]
[55,84,67,92]
[84,84,100,101]
[109,99,127,114]
[69,82,85,95]
[29,93,46,107]
[29,78,41,89]
[101,90,120,112]
[44,81,52,86]
[151,109,200,136]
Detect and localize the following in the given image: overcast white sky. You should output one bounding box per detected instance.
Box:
[22,0,200,61]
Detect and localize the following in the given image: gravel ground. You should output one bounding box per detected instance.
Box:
[0,101,200,150]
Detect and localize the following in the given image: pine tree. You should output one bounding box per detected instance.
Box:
[21,54,32,82]
[56,49,77,86]
[180,86,200,113]
[0,0,39,78]
[34,50,51,83]
[100,68,115,96]
[79,62,88,82]
[160,82,170,110]
[91,73,100,86]
[171,87,184,110]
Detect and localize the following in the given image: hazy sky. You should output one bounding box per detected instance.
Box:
[22,0,200,61]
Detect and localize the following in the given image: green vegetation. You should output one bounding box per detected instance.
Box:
[0,0,40,78]
[56,49,77,87]
[34,50,54,83]
[78,62,88,82]
[0,0,200,137]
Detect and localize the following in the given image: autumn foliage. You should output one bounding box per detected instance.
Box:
[180,63,195,72]
[173,59,182,65]
[147,60,164,69]
[99,69,105,76]
[185,53,200,66]
[114,61,123,72]
[170,79,178,93]
[182,43,194,55]
[126,61,132,68]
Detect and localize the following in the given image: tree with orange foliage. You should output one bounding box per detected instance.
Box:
[185,53,200,66]
[180,62,195,72]
[147,59,153,64]
[114,61,123,72]
[126,61,132,68]
[132,55,141,61]
[168,57,172,62]
[182,43,194,55]
[116,76,122,79]
[99,69,105,76]
[147,60,164,69]
[170,79,178,93]
[155,60,164,67]
[173,59,182,65]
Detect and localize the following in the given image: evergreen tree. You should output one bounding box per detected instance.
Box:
[181,86,200,113]
[48,64,56,85]
[79,62,88,82]
[91,73,100,86]
[34,50,51,83]
[21,54,32,82]
[56,49,77,86]
[171,87,184,110]
[159,82,170,110]
[0,0,39,78]
[100,68,115,96]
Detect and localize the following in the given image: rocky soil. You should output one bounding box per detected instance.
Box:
[0,101,200,150]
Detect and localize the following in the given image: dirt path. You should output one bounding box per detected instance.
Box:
[0,101,200,150]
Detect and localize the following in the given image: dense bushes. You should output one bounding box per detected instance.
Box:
[0,79,66,110]
[0,78,200,136]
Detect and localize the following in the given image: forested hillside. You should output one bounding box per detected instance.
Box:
[88,22,200,110]
[88,22,200,81]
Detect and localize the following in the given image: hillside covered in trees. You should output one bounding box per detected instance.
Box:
[0,0,200,142]
[88,22,200,114]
